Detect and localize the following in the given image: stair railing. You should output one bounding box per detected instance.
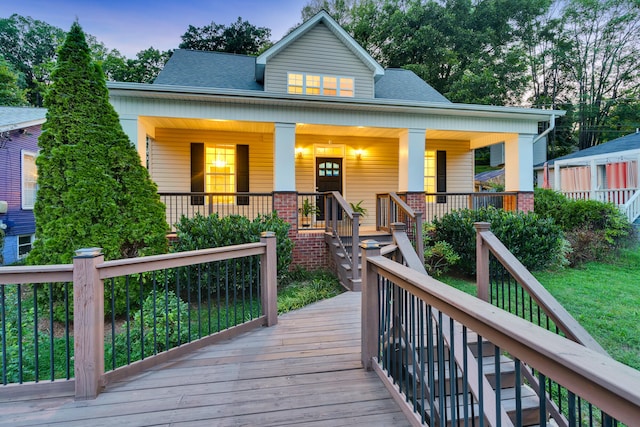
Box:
[621,189,640,223]
[376,193,424,264]
[361,241,640,426]
[325,191,360,281]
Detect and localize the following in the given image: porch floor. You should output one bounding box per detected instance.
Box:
[0,292,411,426]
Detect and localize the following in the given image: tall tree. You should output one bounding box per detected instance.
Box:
[179,17,271,55]
[561,0,640,149]
[102,47,172,83]
[0,55,27,106]
[0,14,65,106]
[29,21,168,265]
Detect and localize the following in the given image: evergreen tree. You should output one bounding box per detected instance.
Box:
[29,21,168,265]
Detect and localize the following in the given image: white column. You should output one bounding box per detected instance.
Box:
[398,128,426,192]
[590,159,598,197]
[504,134,535,192]
[554,163,561,190]
[274,123,296,191]
[119,116,146,167]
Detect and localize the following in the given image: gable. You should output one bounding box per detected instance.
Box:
[263,22,376,98]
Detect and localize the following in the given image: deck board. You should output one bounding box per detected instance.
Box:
[0,292,411,426]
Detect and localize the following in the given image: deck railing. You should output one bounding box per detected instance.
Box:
[297,192,325,231]
[377,193,424,264]
[622,190,640,223]
[360,241,640,426]
[325,191,360,281]
[159,192,273,232]
[562,188,638,205]
[0,234,277,400]
[423,192,518,222]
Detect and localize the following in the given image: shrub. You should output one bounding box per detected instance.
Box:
[429,207,566,275]
[534,188,633,264]
[173,212,293,282]
[424,241,461,277]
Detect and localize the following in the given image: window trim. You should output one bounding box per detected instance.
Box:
[17,234,35,260]
[21,150,38,210]
[287,72,355,97]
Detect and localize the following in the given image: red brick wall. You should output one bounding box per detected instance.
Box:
[404,192,426,216]
[517,191,534,213]
[273,192,329,270]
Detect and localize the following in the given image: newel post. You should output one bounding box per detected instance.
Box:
[260,231,278,327]
[352,212,360,281]
[360,239,380,371]
[72,247,104,400]
[474,222,491,302]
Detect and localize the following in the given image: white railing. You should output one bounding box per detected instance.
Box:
[622,190,640,223]
[562,188,638,205]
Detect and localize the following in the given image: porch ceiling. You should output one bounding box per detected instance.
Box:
[139,116,510,144]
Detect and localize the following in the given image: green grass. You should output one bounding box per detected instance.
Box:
[440,245,640,371]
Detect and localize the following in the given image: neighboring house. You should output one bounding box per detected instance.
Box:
[107,11,563,268]
[0,106,46,265]
[534,130,640,222]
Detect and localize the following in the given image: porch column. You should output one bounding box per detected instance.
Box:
[398,128,426,192]
[590,159,598,199]
[119,116,147,167]
[274,123,296,191]
[505,133,536,212]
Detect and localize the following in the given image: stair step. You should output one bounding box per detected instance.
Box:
[435,384,541,426]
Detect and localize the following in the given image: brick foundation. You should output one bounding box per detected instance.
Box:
[273,192,329,271]
[404,192,426,216]
[517,191,534,213]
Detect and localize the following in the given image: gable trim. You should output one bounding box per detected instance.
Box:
[255,10,384,83]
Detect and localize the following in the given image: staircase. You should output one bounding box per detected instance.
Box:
[326,227,393,291]
[389,322,545,426]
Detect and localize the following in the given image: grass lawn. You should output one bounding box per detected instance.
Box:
[440,244,640,371]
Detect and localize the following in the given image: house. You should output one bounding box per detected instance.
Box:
[534,131,640,222]
[107,11,563,269]
[0,106,46,265]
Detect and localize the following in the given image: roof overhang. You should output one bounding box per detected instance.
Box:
[255,10,385,83]
[107,81,565,122]
[0,117,46,133]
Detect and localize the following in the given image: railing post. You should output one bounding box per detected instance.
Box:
[72,247,105,400]
[260,231,278,327]
[415,212,424,265]
[474,222,491,302]
[360,239,381,371]
[352,212,360,281]
[390,222,406,265]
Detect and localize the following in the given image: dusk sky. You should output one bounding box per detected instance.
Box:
[1,0,309,57]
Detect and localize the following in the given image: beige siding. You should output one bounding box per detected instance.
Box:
[295,135,398,226]
[151,129,273,193]
[426,140,474,193]
[265,23,375,98]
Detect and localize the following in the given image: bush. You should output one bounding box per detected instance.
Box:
[534,188,633,264]
[173,212,293,282]
[429,207,566,275]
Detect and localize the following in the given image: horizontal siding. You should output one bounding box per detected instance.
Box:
[265,23,374,98]
[427,140,474,193]
[151,129,273,193]
[0,125,40,242]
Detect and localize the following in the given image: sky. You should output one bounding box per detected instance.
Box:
[1,0,309,57]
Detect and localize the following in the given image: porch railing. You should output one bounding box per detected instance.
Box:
[0,234,278,400]
[423,192,518,222]
[562,188,638,206]
[297,192,325,231]
[325,191,360,281]
[376,193,424,264]
[622,190,640,223]
[159,192,273,232]
[360,240,640,426]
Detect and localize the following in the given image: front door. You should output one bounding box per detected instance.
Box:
[316,157,343,220]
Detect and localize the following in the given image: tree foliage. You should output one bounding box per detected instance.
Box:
[29,21,168,265]
[102,47,172,83]
[0,55,27,106]
[179,17,272,55]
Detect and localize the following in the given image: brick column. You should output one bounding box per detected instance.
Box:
[273,191,298,237]
[404,191,426,216]
[517,191,534,213]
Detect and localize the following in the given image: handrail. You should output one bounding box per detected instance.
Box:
[361,248,640,426]
[326,191,360,281]
[622,189,640,223]
[376,193,424,263]
[0,264,73,285]
[475,222,607,355]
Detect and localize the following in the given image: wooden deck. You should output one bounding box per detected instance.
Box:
[0,292,411,426]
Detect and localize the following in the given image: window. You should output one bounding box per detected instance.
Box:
[190,143,249,205]
[18,234,34,259]
[425,150,446,203]
[22,150,38,209]
[287,72,354,97]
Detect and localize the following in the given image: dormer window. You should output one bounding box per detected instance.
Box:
[288,72,354,97]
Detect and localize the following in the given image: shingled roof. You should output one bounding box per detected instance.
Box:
[0,106,47,132]
[154,50,450,103]
[538,131,640,168]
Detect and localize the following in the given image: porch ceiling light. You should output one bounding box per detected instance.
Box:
[296,147,304,159]
[355,149,363,160]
